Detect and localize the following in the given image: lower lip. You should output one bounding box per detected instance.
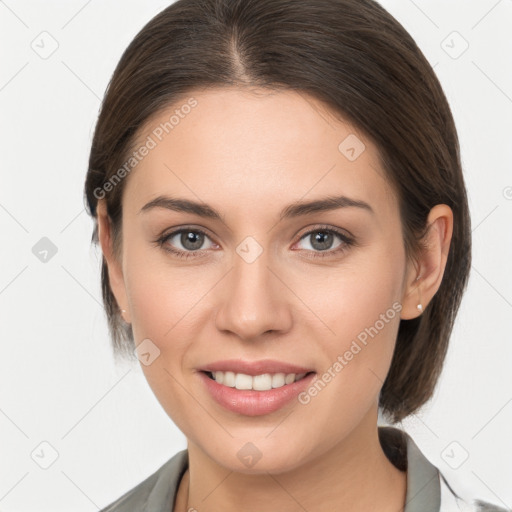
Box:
[198,371,317,416]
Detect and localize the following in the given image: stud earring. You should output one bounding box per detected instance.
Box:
[120,309,130,324]
[415,274,423,313]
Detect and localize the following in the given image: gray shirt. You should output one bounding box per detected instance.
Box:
[100,426,510,511]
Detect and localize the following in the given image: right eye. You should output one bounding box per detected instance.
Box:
[157,227,218,259]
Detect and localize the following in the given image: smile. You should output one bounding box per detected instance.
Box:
[205,370,313,391]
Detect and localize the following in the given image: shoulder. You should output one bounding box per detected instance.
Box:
[439,466,510,512]
[472,501,512,512]
[99,449,188,512]
[378,426,510,512]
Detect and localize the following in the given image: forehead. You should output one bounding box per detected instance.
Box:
[123,87,396,219]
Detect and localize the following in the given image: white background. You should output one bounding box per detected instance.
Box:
[1,1,511,510]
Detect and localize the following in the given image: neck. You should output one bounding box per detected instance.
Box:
[174,408,406,512]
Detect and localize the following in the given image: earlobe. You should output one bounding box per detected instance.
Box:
[400,204,453,320]
[96,200,131,323]
[400,264,423,320]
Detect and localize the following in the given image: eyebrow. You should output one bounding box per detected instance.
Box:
[139,194,375,220]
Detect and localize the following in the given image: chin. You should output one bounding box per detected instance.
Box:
[200,439,310,475]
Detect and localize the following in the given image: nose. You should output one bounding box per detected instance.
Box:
[214,245,293,341]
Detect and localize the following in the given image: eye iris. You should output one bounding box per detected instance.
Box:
[181,231,204,250]
[311,231,333,251]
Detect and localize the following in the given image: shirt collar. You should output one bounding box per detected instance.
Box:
[379,426,441,511]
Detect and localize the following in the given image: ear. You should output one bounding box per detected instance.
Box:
[96,200,131,324]
[400,204,454,320]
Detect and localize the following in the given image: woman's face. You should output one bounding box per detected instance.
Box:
[106,87,416,471]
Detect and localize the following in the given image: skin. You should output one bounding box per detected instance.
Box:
[97,86,453,512]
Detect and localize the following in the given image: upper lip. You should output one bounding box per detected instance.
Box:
[200,359,315,376]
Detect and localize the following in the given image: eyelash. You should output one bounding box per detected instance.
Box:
[154,225,355,260]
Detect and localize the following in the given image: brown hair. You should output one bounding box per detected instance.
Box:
[83,0,471,424]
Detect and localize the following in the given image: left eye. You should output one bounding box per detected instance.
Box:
[295,228,350,253]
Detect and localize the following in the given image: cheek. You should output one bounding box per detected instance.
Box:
[126,265,207,343]
[122,237,219,357]
[296,239,405,374]
[285,263,404,451]
[289,250,405,437]
[121,246,211,429]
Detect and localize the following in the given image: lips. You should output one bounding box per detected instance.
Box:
[199,358,315,376]
[198,370,317,416]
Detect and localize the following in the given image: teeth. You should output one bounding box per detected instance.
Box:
[210,371,308,391]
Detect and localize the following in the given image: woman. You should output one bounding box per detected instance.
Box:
[84,0,510,510]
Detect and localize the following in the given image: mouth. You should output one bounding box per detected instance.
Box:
[198,369,318,416]
[201,370,316,391]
